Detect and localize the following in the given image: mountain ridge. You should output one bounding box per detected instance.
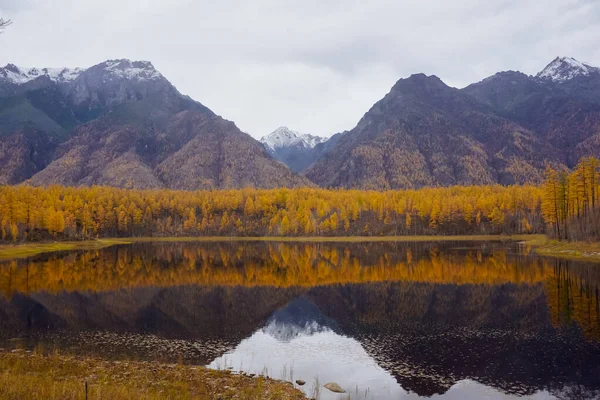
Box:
[261,126,327,151]
[536,56,599,82]
[260,126,332,173]
[464,56,600,166]
[1,56,599,190]
[305,56,599,189]
[0,58,311,189]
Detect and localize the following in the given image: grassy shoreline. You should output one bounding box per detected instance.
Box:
[521,236,600,263]
[0,234,542,260]
[0,349,306,400]
[0,239,133,260]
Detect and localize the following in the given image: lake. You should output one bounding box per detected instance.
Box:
[1,240,599,399]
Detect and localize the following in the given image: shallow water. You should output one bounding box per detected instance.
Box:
[1,240,599,399]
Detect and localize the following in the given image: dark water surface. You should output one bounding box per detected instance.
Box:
[1,240,600,399]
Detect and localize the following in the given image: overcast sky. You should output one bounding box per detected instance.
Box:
[1,0,599,138]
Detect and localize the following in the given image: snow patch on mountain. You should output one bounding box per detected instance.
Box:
[261,126,326,151]
[102,59,163,81]
[0,59,163,85]
[537,56,598,82]
[0,64,84,84]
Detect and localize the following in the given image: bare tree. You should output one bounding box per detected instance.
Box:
[0,18,12,33]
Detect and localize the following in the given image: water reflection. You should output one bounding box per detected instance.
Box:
[261,296,340,341]
[210,321,401,400]
[0,241,599,399]
[0,241,555,296]
[211,294,560,400]
[316,282,598,398]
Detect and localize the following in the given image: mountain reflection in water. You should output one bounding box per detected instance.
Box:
[0,241,599,399]
[212,295,558,400]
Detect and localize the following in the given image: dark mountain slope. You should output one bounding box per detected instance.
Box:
[27,106,309,190]
[306,74,561,189]
[0,126,57,185]
[0,60,310,189]
[464,57,600,166]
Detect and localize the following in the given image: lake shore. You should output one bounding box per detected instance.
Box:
[0,349,306,400]
[521,236,600,263]
[0,239,133,260]
[3,234,599,264]
[0,234,543,260]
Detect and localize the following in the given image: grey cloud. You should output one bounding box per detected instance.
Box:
[0,0,33,12]
[0,0,599,137]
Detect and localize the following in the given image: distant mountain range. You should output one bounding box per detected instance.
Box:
[1,56,599,189]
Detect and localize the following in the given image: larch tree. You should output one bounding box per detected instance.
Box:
[0,184,551,242]
[542,166,561,238]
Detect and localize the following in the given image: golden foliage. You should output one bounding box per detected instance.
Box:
[541,157,600,240]
[0,184,545,240]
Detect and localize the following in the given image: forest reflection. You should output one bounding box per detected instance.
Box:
[0,241,599,340]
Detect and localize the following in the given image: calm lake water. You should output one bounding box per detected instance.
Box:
[1,240,600,399]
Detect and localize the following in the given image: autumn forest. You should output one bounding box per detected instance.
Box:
[0,157,598,242]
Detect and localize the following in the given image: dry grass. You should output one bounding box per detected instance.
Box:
[0,234,542,260]
[522,236,600,263]
[0,239,131,260]
[0,350,306,400]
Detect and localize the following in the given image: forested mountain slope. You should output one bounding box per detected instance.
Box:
[306,57,600,189]
[0,60,309,189]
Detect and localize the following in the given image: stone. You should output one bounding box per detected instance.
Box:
[324,382,346,393]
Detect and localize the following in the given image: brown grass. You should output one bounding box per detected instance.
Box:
[0,239,131,260]
[0,349,306,400]
[523,236,600,263]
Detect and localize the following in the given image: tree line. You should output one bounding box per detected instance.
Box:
[541,157,600,241]
[0,184,545,242]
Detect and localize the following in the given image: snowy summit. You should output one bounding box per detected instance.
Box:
[536,56,599,82]
[261,126,326,151]
[0,64,84,84]
[0,59,163,85]
[99,59,163,81]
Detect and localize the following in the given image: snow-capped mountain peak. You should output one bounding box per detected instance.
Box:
[261,126,326,151]
[0,64,84,84]
[0,59,164,86]
[536,56,598,82]
[98,59,163,81]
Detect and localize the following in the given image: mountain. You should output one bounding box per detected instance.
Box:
[260,126,330,173]
[3,56,600,190]
[306,73,561,189]
[261,126,326,151]
[0,60,310,189]
[536,56,600,83]
[465,56,600,166]
[306,56,600,189]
